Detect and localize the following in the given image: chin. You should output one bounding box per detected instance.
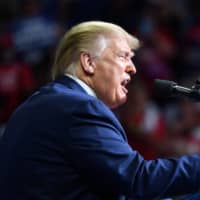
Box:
[110,97,127,109]
[119,96,127,106]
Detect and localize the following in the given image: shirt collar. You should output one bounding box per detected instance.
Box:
[65,74,97,98]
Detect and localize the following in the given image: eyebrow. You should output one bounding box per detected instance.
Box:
[119,50,134,58]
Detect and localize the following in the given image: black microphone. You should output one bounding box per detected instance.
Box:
[153,79,200,101]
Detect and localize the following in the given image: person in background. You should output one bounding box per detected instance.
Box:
[165,98,200,156]
[1,21,200,200]
[11,0,62,87]
[0,39,35,137]
[119,79,171,160]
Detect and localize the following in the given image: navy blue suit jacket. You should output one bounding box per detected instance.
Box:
[0,75,200,200]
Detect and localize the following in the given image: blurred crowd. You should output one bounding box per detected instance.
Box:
[1,0,200,159]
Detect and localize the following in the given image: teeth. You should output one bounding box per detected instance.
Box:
[121,77,130,87]
[122,79,128,86]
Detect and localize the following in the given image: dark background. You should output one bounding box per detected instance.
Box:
[1,0,200,159]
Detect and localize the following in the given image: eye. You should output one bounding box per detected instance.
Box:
[118,54,126,61]
[117,51,133,61]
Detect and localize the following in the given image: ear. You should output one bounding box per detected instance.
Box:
[80,52,95,75]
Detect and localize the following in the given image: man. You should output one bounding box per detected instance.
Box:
[0,21,200,200]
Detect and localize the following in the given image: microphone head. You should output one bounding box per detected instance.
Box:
[153,79,177,97]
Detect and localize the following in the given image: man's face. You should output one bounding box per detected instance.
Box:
[92,36,136,108]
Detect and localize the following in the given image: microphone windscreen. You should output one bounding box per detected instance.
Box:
[153,79,177,97]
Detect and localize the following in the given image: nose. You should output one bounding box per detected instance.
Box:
[126,61,136,75]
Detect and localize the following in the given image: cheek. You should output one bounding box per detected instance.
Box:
[106,73,123,97]
[95,62,124,93]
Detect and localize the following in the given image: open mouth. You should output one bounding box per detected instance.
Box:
[121,79,130,94]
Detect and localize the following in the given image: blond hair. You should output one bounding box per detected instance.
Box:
[52,21,140,80]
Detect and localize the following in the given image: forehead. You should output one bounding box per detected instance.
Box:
[105,35,134,57]
[107,34,132,52]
